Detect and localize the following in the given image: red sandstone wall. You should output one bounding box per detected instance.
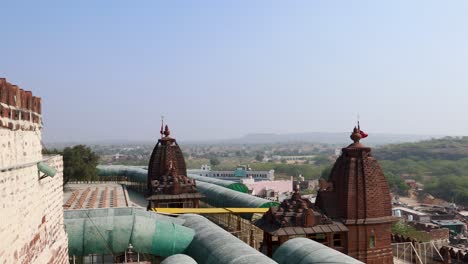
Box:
[0,78,42,131]
[347,223,394,264]
[317,145,395,264]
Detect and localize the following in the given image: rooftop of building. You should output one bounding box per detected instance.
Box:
[255,188,347,236]
[432,219,465,226]
[392,206,430,216]
[63,183,129,209]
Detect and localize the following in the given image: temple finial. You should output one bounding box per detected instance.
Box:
[350,126,362,143]
[163,125,170,137]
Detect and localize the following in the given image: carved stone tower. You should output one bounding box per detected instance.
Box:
[146,125,203,209]
[316,126,394,264]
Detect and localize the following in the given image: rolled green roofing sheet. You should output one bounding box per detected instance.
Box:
[272,238,364,264]
[64,208,194,257]
[179,214,277,264]
[97,165,147,182]
[161,254,198,264]
[188,173,249,193]
[196,181,279,209]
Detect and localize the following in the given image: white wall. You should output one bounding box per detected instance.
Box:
[0,127,69,264]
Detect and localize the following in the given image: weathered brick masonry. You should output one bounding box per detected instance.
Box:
[0,78,68,264]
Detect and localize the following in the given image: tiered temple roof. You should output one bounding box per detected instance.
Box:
[147,125,197,195]
[255,187,348,237]
[146,125,203,207]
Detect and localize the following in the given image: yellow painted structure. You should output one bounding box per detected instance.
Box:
[152,208,269,214]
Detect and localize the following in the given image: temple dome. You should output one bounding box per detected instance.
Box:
[147,125,197,195]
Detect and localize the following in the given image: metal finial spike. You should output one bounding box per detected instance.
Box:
[357,113,360,129]
[160,115,164,138]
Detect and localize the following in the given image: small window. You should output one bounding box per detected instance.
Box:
[369,235,376,248]
[310,233,327,245]
[333,233,342,247]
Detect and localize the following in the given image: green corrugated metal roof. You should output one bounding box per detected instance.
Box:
[188,174,249,193]
[64,208,194,257]
[195,181,279,220]
[273,238,364,264]
[161,254,198,264]
[97,165,147,182]
[180,214,277,264]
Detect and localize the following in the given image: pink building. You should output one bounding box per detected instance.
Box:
[240,176,293,199]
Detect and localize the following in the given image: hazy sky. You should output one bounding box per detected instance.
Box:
[2,1,468,142]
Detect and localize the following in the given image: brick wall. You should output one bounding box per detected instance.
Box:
[0,78,42,131]
[0,79,68,264]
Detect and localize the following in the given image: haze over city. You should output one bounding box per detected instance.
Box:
[2,1,468,142]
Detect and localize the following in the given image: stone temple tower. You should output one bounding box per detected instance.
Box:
[146,125,204,209]
[316,126,394,264]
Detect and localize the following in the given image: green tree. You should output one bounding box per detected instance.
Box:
[385,172,410,196]
[42,148,62,155]
[63,145,99,184]
[392,221,431,242]
[209,157,221,167]
[255,154,263,162]
[312,155,332,166]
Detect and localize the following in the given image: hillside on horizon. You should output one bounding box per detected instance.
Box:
[44,131,443,148]
[374,136,468,161]
[223,132,441,146]
[373,136,468,206]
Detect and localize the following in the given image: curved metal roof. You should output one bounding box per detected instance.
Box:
[161,254,198,264]
[64,208,194,257]
[188,174,249,193]
[196,181,279,209]
[273,238,364,264]
[97,165,147,182]
[179,214,277,264]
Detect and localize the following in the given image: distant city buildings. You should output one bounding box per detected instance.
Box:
[293,175,319,191]
[112,153,128,161]
[188,164,275,181]
[271,155,315,162]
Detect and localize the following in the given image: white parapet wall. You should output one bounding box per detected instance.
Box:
[0,79,69,264]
